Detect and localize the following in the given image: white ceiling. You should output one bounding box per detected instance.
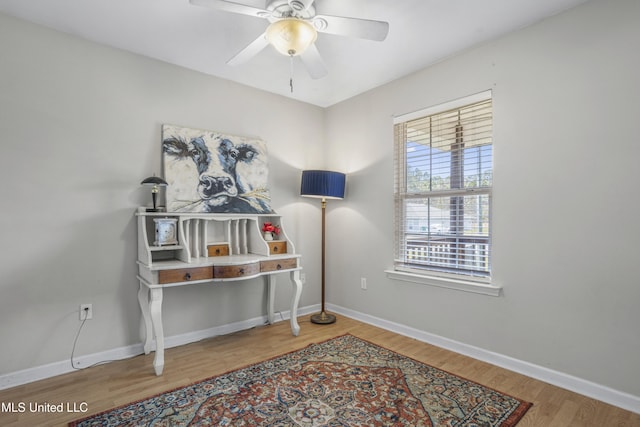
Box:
[0,0,589,107]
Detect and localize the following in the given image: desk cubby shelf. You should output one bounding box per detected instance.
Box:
[137,208,293,266]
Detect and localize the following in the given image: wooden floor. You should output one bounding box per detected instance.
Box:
[0,315,638,426]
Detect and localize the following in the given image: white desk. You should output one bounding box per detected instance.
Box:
[136,209,303,375]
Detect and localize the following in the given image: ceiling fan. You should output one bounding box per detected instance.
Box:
[189,0,389,80]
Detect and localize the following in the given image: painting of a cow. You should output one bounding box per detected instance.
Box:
[161,124,274,214]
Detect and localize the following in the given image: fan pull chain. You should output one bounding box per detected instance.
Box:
[289,54,294,93]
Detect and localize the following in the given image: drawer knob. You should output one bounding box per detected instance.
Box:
[276,264,282,270]
[273,246,279,252]
[239,268,245,275]
[184,273,192,280]
[215,249,220,254]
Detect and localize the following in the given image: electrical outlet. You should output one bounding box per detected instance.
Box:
[361,277,367,290]
[80,304,93,320]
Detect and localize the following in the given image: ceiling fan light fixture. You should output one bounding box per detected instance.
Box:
[266,18,317,57]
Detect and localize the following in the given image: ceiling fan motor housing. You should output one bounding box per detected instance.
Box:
[289,1,306,12]
[266,0,316,21]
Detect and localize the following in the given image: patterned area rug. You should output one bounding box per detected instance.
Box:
[70,334,531,426]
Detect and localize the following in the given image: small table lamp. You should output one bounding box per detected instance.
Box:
[141,175,168,212]
[300,170,346,324]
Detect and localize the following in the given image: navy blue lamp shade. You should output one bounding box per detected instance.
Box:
[300,170,346,199]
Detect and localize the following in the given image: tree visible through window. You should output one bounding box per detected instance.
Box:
[393,92,492,279]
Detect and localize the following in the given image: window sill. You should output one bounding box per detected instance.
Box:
[384,269,502,296]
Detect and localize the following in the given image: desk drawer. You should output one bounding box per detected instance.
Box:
[158,266,213,284]
[207,244,230,257]
[268,241,287,255]
[213,263,259,279]
[260,258,297,272]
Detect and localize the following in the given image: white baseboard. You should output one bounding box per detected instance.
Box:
[327,303,640,415]
[0,304,319,391]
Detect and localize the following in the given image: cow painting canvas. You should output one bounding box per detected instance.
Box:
[161,124,274,214]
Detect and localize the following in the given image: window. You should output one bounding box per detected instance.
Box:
[392,91,493,283]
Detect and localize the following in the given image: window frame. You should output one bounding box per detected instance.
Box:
[386,91,502,296]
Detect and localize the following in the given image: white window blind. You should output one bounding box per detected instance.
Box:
[393,93,493,279]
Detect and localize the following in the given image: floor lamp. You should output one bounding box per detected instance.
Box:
[300,170,346,324]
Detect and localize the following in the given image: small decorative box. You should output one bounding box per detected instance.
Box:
[154,218,178,246]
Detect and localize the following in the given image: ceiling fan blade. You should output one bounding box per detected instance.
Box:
[189,0,268,18]
[313,14,389,41]
[227,33,269,66]
[300,44,327,79]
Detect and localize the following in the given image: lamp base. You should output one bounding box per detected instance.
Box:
[146,207,166,212]
[310,311,336,325]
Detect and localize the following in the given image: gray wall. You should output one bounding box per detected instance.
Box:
[0,12,325,374]
[324,0,640,397]
[1,0,639,403]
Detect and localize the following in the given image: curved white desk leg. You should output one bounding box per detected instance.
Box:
[149,288,164,375]
[266,275,275,325]
[289,270,302,336]
[137,282,153,354]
